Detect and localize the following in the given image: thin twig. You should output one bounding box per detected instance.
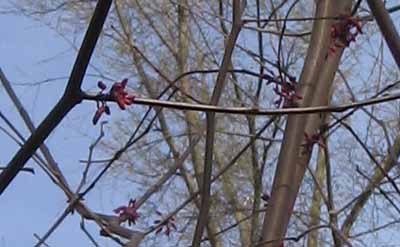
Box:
[0,0,112,195]
[80,218,100,247]
[83,84,400,116]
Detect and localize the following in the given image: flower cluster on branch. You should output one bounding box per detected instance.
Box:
[113,199,177,236]
[92,79,135,125]
[153,210,177,236]
[267,74,302,108]
[113,199,140,226]
[301,132,326,154]
[328,15,363,56]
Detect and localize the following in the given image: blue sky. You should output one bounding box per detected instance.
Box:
[2,2,400,247]
[0,4,124,246]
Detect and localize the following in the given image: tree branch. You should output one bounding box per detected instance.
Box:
[0,0,112,195]
[192,1,244,246]
[366,0,400,68]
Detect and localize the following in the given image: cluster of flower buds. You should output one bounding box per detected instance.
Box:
[153,210,177,236]
[267,74,302,108]
[92,79,135,125]
[113,199,140,226]
[328,15,362,56]
[301,132,326,154]
[113,199,177,236]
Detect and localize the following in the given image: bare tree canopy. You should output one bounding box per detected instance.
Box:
[1,0,400,246]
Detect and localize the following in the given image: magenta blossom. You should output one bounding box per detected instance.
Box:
[273,82,303,107]
[301,132,326,154]
[92,102,110,125]
[328,15,362,56]
[267,74,302,108]
[113,199,140,226]
[91,79,135,125]
[153,211,177,236]
[110,78,135,110]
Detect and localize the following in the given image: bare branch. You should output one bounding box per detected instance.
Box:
[0,0,112,195]
[366,0,400,68]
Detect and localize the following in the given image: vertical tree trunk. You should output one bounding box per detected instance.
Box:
[259,1,353,246]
